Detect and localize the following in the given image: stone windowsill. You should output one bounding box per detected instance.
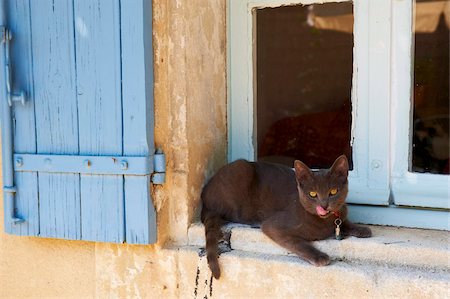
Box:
[187,222,450,271]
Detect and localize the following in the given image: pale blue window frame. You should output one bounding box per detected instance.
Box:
[228,0,450,230]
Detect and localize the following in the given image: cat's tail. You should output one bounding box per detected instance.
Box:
[201,207,223,279]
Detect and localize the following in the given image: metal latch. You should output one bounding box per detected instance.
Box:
[151,149,166,184]
[1,26,25,225]
[2,27,27,106]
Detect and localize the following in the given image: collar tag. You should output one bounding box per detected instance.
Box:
[334,218,343,240]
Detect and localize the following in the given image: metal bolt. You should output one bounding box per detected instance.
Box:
[371,160,381,170]
[84,159,91,168]
[120,160,128,170]
[15,158,23,167]
[44,158,52,166]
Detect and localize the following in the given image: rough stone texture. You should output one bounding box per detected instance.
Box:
[175,246,450,299]
[153,0,227,246]
[94,244,181,298]
[189,223,450,270]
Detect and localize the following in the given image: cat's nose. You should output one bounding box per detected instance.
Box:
[320,203,328,210]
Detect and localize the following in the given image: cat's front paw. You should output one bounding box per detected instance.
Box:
[310,252,330,267]
[350,226,372,238]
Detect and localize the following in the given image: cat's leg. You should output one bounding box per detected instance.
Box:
[341,220,372,238]
[261,219,330,266]
[201,208,226,279]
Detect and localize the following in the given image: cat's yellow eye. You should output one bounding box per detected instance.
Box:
[330,188,338,196]
[309,191,317,198]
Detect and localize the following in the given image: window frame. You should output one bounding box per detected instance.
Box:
[390,0,449,209]
[227,0,450,229]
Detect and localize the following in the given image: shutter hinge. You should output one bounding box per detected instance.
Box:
[151,149,166,184]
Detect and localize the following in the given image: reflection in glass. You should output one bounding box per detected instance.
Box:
[412,0,449,174]
[256,3,354,169]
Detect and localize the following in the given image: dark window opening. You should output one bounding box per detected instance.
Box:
[256,3,354,169]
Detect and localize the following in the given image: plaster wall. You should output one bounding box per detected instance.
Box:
[0,0,227,298]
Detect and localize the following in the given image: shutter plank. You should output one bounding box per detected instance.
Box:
[74,0,124,242]
[121,0,156,244]
[39,173,80,239]
[30,0,81,239]
[6,0,39,235]
[81,175,124,242]
[124,177,154,244]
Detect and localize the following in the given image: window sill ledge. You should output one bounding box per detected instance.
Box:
[188,222,450,271]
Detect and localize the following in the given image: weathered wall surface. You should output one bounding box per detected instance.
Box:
[0,0,227,298]
[153,0,227,245]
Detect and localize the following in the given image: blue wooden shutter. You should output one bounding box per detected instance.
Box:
[1,0,157,244]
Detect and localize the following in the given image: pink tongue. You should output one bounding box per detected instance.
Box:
[316,206,329,216]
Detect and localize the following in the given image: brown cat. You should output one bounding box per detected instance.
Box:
[201,155,371,279]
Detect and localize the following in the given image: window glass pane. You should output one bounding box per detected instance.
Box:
[412,0,449,174]
[256,3,354,169]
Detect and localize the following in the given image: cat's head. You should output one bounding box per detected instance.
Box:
[294,155,349,218]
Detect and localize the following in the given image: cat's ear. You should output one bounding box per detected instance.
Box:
[330,155,349,177]
[294,160,313,182]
